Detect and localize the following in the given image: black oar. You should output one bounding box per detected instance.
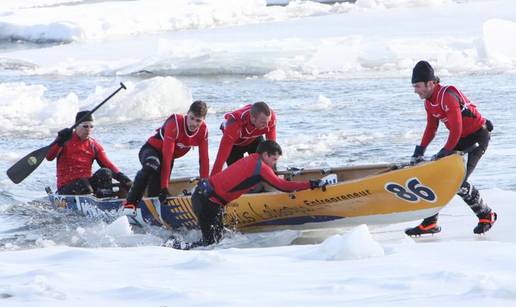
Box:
[6,82,127,184]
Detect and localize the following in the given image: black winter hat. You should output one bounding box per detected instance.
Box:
[411,60,436,84]
[75,110,94,124]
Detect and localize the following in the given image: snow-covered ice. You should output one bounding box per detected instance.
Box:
[2,190,516,306]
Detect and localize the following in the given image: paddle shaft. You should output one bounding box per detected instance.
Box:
[70,82,126,130]
[6,82,127,184]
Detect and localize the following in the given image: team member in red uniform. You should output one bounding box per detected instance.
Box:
[46,111,132,197]
[406,60,496,236]
[211,102,276,175]
[171,140,325,249]
[126,100,209,207]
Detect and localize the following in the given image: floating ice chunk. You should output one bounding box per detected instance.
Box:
[300,224,384,260]
[310,95,332,111]
[105,216,133,237]
[264,69,305,81]
[483,18,516,66]
[89,77,192,124]
[35,238,56,248]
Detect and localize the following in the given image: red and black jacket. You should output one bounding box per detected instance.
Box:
[211,104,276,175]
[147,114,209,189]
[209,153,310,206]
[420,84,486,151]
[46,133,120,189]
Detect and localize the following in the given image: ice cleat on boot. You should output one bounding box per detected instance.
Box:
[163,238,205,250]
[405,223,442,236]
[163,238,190,250]
[473,212,497,234]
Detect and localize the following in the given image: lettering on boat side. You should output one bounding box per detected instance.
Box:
[303,189,372,206]
[77,198,121,220]
[384,177,437,203]
[225,201,330,226]
[224,189,372,226]
[50,196,122,220]
[224,208,258,226]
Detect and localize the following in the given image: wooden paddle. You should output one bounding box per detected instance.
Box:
[6,82,127,184]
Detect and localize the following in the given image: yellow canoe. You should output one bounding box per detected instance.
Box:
[142,154,465,232]
[48,154,465,232]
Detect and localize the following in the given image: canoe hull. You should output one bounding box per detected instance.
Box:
[48,154,465,232]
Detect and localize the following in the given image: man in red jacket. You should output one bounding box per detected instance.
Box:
[406,60,496,236]
[125,100,209,207]
[170,140,324,249]
[211,102,276,175]
[46,111,132,197]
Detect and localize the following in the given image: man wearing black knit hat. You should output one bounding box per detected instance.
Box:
[46,110,133,197]
[406,60,497,236]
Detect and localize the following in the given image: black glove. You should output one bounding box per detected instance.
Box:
[431,148,453,161]
[309,179,327,191]
[114,172,133,189]
[159,188,169,205]
[410,145,426,165]
[56,128,73,146]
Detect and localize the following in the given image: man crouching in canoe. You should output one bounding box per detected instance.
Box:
[170,140,325,250]
[46,111,133,197]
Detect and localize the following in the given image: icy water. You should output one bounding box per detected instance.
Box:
[1,72,516,248]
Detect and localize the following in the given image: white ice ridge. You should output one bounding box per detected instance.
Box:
[1,1,516,78]
[483,18,516,67]
[0,77,192,137]
[0,0,357,43]
[0,0,472,44]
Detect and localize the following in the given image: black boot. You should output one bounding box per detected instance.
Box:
[405,223,441,236]
[126,168,153,206]
[164,238,204,250]
[473,211,497,234]
[405,214,441,236]
[457,182,497,234]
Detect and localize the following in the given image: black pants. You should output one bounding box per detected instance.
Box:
[58,168,114,196]
[127,143,172,204]
[227,136,264,166]
[191,189,224,246]
[422,125,492,225]
[454,125,490,181]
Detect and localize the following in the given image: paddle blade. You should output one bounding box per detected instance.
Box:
[6,145,52,184]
